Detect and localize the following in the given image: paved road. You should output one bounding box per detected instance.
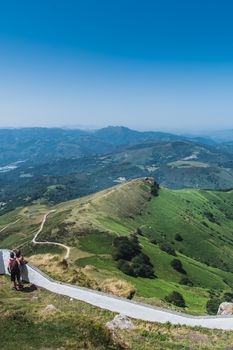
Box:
[32,210,71,260]
[1,248,233,330]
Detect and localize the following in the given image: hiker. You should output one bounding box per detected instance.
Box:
[15,250,28,284]
[7,251,21,290]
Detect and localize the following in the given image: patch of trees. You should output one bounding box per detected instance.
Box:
[171,259,186,274]
[150,181,160,196]
[206,291,233,315]
[113,234,155,278]
[165,291,186,308]
[112,234,141,261]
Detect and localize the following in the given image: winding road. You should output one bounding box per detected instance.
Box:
[32,210,71,260]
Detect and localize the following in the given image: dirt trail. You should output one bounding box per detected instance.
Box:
[32,210,71,260]
[0,218,21,233]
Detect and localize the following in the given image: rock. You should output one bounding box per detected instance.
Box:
[106,314,134,330]
[217,302,233,315]
[44,304,59,313]
[30,295,39,301]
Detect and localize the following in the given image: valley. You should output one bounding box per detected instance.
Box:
[2,127,233,214]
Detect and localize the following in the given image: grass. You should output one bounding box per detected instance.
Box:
[79,232,116,254]
[3,179,233,314]
[2,275,233,349]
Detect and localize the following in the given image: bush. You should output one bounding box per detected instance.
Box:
[113,235,141,261]
[175,234,183,242]
[165,291,186,307]
[151,182,159,196]
[135,227,143,236]
[150,238,158,245]
[171,259,186,274]
[223,292,233,302]
[117,260,135,276]
[114,234,155,278]
[159,243,176,256]
[206,298,222,315]
[179,277,193,286]
[131,253,154,278]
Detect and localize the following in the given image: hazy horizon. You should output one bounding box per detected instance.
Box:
[1,1,233,131]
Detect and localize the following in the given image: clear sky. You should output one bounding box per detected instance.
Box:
[0,0,233,131]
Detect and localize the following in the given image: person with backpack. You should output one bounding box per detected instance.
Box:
[7,251,21,290]
[15,250,28,285]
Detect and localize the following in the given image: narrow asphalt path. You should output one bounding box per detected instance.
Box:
[32,210,71,260]
[1,248,233,330]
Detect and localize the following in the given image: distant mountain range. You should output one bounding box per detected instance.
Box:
[1,126,233,213]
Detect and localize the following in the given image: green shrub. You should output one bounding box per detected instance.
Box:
[159,243,176,256]
[151,182,159,196]
[165,291,186,308]
[206,298,222,315]
[117,260,135,276]
[223,292,233,302]
[112,235,141,261]
[131,253,155,278]
[135,227,143,236]
[175,234,183,242]
[171,259,186,274]
[179,277,193,286]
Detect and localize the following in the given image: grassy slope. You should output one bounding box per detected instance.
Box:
[2,275,233,350]
[2,179,233,314]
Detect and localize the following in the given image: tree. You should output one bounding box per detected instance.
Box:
[159,243,176,256]
[179,277,193,286]
[112,236,141,261]
[171,259,186,274]
[206,298,222,315]
[223,292,233,302]
[150,181,159,196]
[175,234,183,242]
[117,260,135,276]
[165,291,186,307]
[131,253,154,278]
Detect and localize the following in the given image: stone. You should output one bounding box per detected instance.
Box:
[30,295,39,301]
[106,314,134,330]
[217,302,233,315]
[44,304,59,313]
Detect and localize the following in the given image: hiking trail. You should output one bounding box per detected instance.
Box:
[32,210,71,260]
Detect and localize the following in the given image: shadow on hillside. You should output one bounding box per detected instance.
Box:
[20,284,37,293]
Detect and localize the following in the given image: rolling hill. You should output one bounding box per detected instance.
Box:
[2,127,233,213]
[2,178,233,315]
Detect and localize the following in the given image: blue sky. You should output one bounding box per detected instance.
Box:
[0,0,233,131]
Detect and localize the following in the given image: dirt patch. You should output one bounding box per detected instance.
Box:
[100,278,136,299]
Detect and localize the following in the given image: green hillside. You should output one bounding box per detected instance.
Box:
[2,178,233,315]
[2,275,233,350]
